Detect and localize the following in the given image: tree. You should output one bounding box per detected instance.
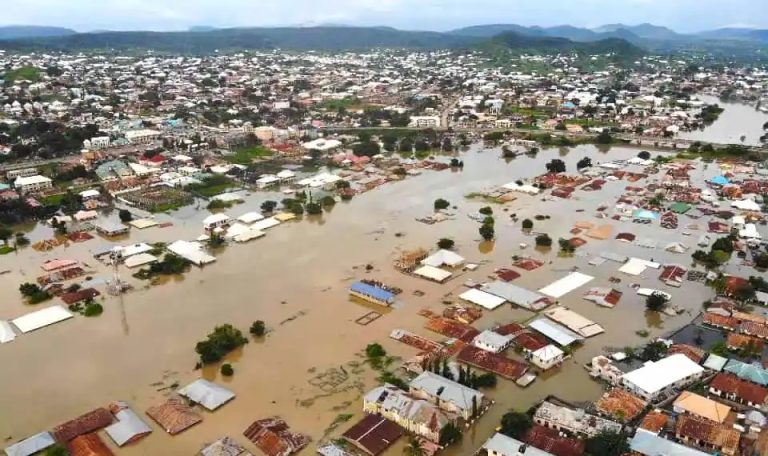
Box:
[637,150,651,159]
[44,444,69,456]
[260,200,277,213]
[320,195,336,207]
[500,411,532,439]
[576,156,592,170]
[250,320,266,337]
[558,238,575,254]
[437,238,455,250]
[585,430,631,456]
[639,341,668,362]
[403,437,425,456]
[535,233,552,247]
[711,341,729,357]
[473,372,497,388]
[438,423,462,447]
[596,131,614,144]
[434,198,450,210]
[545,158,566,173]
[195,324,248,364]
[0,225,12,242]
[522,219,533,230]
[118,209,133,223]
[479,206,493,216]
[305,201,322,215]
[366,343,386,359]
[645,292,668,311]
[479,223,495,241]
[221,363,234,376]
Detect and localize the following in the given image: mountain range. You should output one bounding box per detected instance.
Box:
[0,23,764,55]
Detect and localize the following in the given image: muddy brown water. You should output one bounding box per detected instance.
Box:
[0,142,760,455]
[679,95,768,146]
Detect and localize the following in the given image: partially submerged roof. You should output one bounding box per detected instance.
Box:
[529,319,583,347]
[621,354,704,396]
[412,264,452,282]
[146,396,203,435]
[420,249,465,268]
[104,403,152,447]
[480,281,550,310]
[4,432,56,456]
[11,305,74,333]
[349,282,396,303]
[200,436,247,456]
[243,417,310,456]
[539,272,594,299]
[544,306,604,338]
[0,320,16,343]
[483,432,554,456]
[66,433,114,456]
[177,379,235,411]
[52,408,114,443]
[459,288,506,310]
[341,413,404,456]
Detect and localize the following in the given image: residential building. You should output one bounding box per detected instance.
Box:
[408,371,485,420]
[408,116,440,128]
[674,414,740,456]
[362,384,451,443]
[472,330,512,354]
[482,432,554,456]
[588,356,624,385]
[709,373,768,408]
[13,175,52,194]
[620,354,704,400]
[530,345,565,370]
[533,400,622,438]
[672,391,731,423]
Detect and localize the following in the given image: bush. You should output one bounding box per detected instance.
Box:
[305,201,322,215]
[439,423,463,447]
[479,223,495,241]
[221,363,234,376]
[522,219,533,230]
[645,292,668,311]
[118,209,133,222]
[558,238,575,253]
[260,200,277,213]
[250,320,266,337]
[637,151,651,159]
[500,411,532,439]
[320,195,336,207]
[19,282,52,304]
[83,301,103,317]
[434,198,450,210]
[195,324,248,364]
[576,157,592,169]
[437,238,455,249]
[535,233,552,247]
[545,158,566,173]
[365,343,386,359]
[479,206,493,215]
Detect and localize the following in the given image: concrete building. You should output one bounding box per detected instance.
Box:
[124,129,161,144]
[530,345,565,370]
[620,354,704,401]
[408,116,440,128]
[13,175,52,194]
[408,371,485,420]
[533,400,622,438]
[362,384,450,443]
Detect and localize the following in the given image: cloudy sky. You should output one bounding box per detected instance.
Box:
[2,0,766,32]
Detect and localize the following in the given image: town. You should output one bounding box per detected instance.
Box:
[1,21,768,456]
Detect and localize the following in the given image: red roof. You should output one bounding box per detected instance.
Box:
[711,373,768,405]
[52,408,113,443]
[457,345,528,380]
[342,414,404,456]
[525,425,585,456]
[495,268,521,282]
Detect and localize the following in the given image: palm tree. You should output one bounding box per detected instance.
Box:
[403,437,425,456]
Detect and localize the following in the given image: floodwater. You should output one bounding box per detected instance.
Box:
[0,140,760,454]
[679,95,768,146]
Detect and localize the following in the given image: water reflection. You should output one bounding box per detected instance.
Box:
[478,240,495,254]
[644,310,664,329]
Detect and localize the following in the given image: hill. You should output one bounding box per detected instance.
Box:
[0,26,481,52]
[698,28,768,43]
[593,23,680,40]
[483,31,644,57]
[0,25,76,40]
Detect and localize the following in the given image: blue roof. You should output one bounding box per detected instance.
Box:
[724,359,768,386]
[630,429,709,456]
[350,282,395,303]
[711,175,730,185]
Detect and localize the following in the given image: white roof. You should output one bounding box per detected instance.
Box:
[529,319,583,346]
[619,257,660,275]
[421,249,465,267]
[302,138,342,151]
[14,175,52,186]
[0,320,16,344]
[539,272,594,298]
[473,330,511,350]
[79,189,100,198]
[621,354,704,396]
[250,217,281,231]
[532,344,564,362]
[167,240,216,266]
[203,213,231,226]
[177,379,235,411]
[11,305,74,333]
[501,181,540,194]
[128,218,159,229]
[237,212,265,224]
[483,433,554,456]
[413,264,452,282]
[732,199,761,211]
[409,371,483,412]
[105,407,152,446]
[277,169,296,179]
[4,432,56,456]
[459,288,506,310]
[124,253,158,268]
[739,224,761,239]
[117,242,152,258]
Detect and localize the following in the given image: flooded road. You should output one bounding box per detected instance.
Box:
[0,141,752,455]
[679,95,768,146]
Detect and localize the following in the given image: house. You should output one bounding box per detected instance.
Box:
[629,429,710,456]
[66,433,114,456]
[595,389,646,423]
[363,384,451,443]
[95,221,129,237]
[4,432,56,456]
[673,391,731,423]
[722,359,768,386]
[13,175,52,194]
[349,282,396,306]
[145,396,202,435]
[530,345,565,370]
[482,432,555,456]
[341,413,404,456]
[674,414,740,456]
[408,116,440,128]
[533,400,622,438]
[203,213,231,231]
[243,417,310,456]
[420,249,465,268]
[620,354,705,400]
[52,408,114,443]
[588,356,624,385]
[709,373,768,407]
[472,330,512,353]
[176,379,235,411]
[524,425,585,456]
[408,371,486,420]
[104,401,152,447]
[124,129,161,144]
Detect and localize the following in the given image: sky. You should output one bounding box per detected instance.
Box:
[2,0,766,33]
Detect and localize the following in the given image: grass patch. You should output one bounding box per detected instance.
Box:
[465,192,502,204]
[186,175,235,198]
[0,245,15,255]
[3,66,41,83]
[224,146,273,165]
[40,194,65,206]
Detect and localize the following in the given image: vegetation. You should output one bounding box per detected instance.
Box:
[535,233,552,247]
[250,320,266,337]
[118,209,133,222]
[438,423,462,447]
[134,254,191,279]
[637,150,651,160]
[638,341,668,362]
[320,195,336,207]
[558,238,575,254]
[433,198,450,210]
[545,158,566,173]
[692,234,736,269]
[500,411,533,439]
[261,200,278,213]
[479,222,495,241]
[478,206,493,216]
[585,430,631,456]
[224,146,273,164]
[221,363,234,376]
[522,218,533,230]
[378,370,408,390]
[195,324,248,364]
[576,156,592,170]
[19,282,52,304]
[437,238,455,250]
[645,292,669,311]
[14,232,30,247]
[3,66,42,83]
[186,175,234,197]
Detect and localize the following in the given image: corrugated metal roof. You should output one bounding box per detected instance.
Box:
[350,282,395,303]
[105,408,152,447]
[177,379,235,411]
[4,432,56,456]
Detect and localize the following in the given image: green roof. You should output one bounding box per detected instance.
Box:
[669,202,691,214]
